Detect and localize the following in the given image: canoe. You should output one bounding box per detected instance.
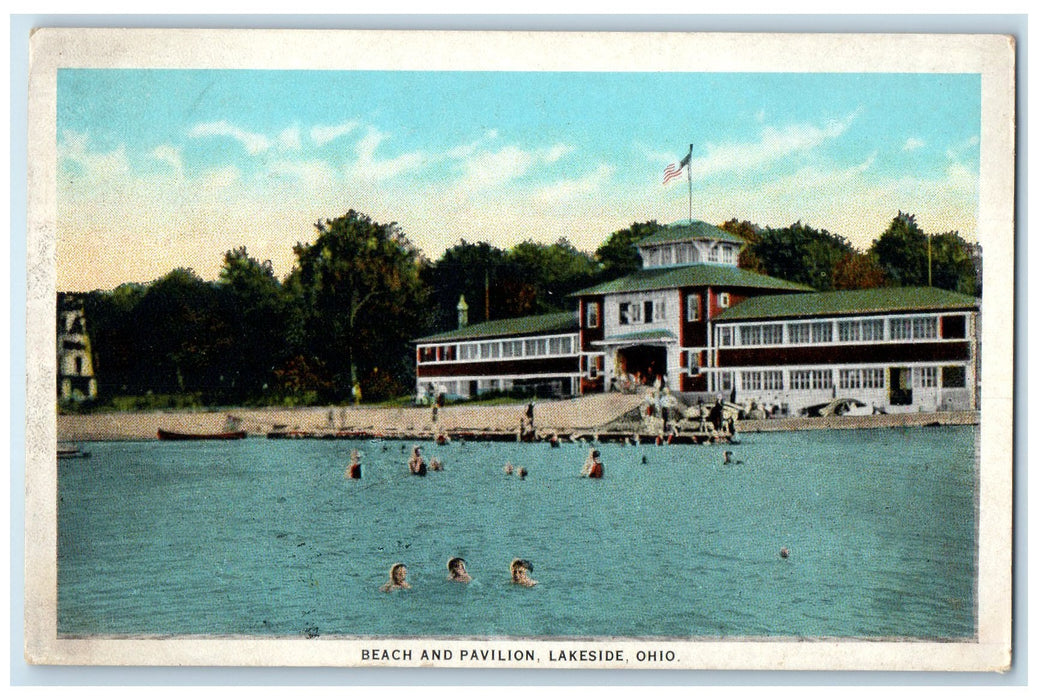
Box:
[157,429,247,441]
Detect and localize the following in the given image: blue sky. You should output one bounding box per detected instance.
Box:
[57,69,981,291]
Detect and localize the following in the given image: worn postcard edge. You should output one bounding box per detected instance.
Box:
[23,28,1016,671]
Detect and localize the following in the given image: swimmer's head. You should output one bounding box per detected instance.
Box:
[390,562,408,583]
[592,449,600,458]
[779,548,790,559]
[510,558,533,581]
[350,449,360,461]
[447,557,466,576]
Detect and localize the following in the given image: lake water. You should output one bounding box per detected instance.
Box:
[57,426,977,640]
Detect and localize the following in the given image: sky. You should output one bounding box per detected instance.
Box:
[56,69,981,291]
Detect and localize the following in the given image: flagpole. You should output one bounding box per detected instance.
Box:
[686,143,694,226]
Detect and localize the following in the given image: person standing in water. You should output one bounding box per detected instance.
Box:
[380,563,410,592]
[408,445,427,476]
[346,448,362,479]
[447,557,472,582]
[510,558,537,587]
[581,448,604,479]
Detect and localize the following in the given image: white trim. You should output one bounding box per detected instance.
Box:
[713,311,972,349]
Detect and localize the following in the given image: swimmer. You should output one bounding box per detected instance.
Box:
[581,448,604,479]
[430,457,443,472]
[510,558,538,587]
[723,451,743,465]
[447,557,472,582]
[549,433,561,448]
[346,448,362,479]
[779,547,790,559]
[641,455,648,465]
[408,445,427,476]
[518,466,528,480]
[380,563,411,592]
[504,462,514,475]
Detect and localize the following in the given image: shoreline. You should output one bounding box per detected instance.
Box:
[56,397,979,442]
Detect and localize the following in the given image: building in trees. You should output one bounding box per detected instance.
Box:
[414,219,980,415]
[57,293,98,401]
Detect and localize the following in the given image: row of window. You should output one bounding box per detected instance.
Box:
[714,365,966,392]
[642,242,738,268]
[418,335,577,363]
[718,314,956,347]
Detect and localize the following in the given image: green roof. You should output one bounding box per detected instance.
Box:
[595,329,677,344]
[714,286,979,322]
[572,264,811,296]
[414,311,578,343]
[637,220,746,247]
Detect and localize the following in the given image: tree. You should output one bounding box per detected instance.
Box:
[423,240,509,330]
[594,221,663,278]
[216,247,292,401]
[505,238,600,316]
[748,222,855,290]
[831,251,887,290]
[290,210,428,402]
[870,211,930,287]
[930,231,980,296]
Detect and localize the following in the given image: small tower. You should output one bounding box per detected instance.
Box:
[457,295,469,329]
[57,294,98,402]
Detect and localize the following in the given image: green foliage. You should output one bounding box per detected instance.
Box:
[870,212,980,295]
[290,210,428,402]
[746,221,855,291]
[832,251,887,290]
[594,221,663,278]
[422,240,508,329]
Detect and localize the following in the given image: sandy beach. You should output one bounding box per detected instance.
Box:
[56,392,978,442]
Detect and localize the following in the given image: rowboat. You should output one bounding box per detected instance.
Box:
[157,429,247,441]
[58,442,91,459]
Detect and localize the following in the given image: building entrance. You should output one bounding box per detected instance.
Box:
[614,344,667,388]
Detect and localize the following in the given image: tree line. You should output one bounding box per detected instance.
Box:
[69,208,980,409]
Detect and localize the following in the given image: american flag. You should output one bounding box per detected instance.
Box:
[663,151,691,185]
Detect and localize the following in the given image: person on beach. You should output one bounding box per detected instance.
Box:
[581,448,604,479]
[447,557,472,582]
[525,402,535,429]
[380,563,410,592]
[346,448,362,479]
[408,445,427,476]
[510,558,537,587]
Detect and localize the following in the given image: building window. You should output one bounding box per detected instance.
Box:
[763,371,784,390]
[657,298,666,320]
[838,320,860,342]
[459,344,478,360]
[686,351,700,375]
[839,369,862,389]
[942,365,966,388]
[686,294,701,322]
[719,372,733,392]
[915,366,938,388]
[586,302,600,328]
[942,315,967,339]
[739,325,762,346]
[890,318,911,340]
[863,368,885,388]
[661,247,674,266]
[811,369,834,389]
[643,300,654,323]
[861,319,884,341]
[790,370,811,390]
[717,292,731,308]
[675,245,688,265]
[912,317,938,339]
[788,323,811,344]
[810,322,833,343]
[761,324,783,345]
[741,371,762,391]
[480,342,500,359]
[708,246,719,263]
[718,327,733,347]
[722,245,734,264]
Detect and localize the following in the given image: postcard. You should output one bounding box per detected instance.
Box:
[25,28,1015,671]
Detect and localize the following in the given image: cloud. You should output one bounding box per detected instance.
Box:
[310,121,359,146]
[348,126,424,182]
[902,137,925,152]
[150,144,183,175]
[452,141,575,192]
[275,126,302,152]
[533,163,614,204]
[189,120,272,154]
[690,112,859,180]
[58,130,131,181]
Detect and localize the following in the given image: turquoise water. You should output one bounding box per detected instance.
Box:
[57,426,977,639]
